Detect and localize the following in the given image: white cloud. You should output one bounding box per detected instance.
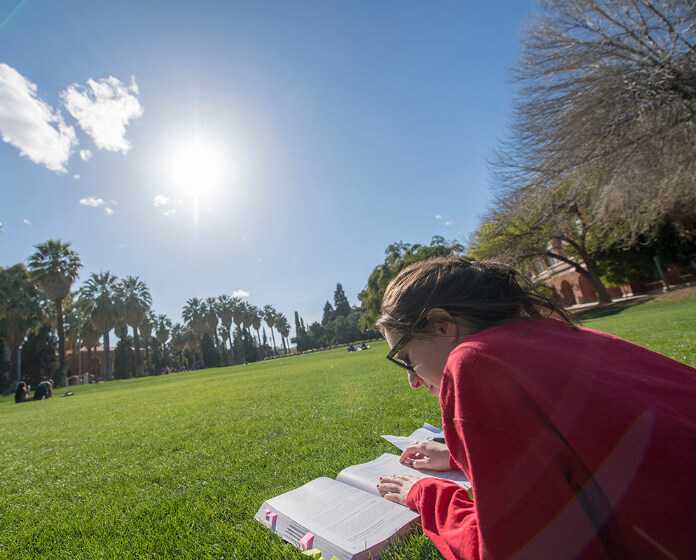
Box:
[104,207,115,216]
[23,218,32,226]
[162,208,176,217]
[444,220,453,227]
[61,75,143,153]
[232,289,250,299]
[79,196,105,207]
[153,194,170,207]
[435,214,443,220]
[79,149,92,161]
[0,64,77,172]
[73,174,80,180]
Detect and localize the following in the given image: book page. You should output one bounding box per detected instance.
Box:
[336,453,471,497]
[382,424,444,451]
[260,477,419,558]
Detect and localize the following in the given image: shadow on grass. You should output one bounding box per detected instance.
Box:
[571,296,654,322]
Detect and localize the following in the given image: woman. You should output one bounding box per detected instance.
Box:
[376,256,696,559]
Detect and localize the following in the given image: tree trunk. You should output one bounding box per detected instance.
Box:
[133,326,142,376]
[269,328,277,356]
[10,344,19,384]
[583,262,612,304]
[144,339,150,375]
[56,298,66,386]
[237,327,247,364]
[104,330,112,380]
[227,330,234,366]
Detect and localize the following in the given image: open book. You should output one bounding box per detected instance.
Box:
[255,452,470,560]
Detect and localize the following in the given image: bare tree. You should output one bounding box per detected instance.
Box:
[494,0,696,240]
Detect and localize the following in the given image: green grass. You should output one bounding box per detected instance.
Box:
[578,293,696,367]
[1,294,694,559]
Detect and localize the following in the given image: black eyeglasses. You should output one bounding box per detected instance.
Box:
[385,315,428,372]
[386,331,415,371]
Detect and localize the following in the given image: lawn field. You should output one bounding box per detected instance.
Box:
[1,294,694,560]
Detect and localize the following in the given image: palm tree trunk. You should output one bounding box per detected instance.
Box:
[144,340,150,375]
[227,330,234,365]
[133,327,142,376]
[270,328,277,356]
[104,330,112,380]
[237,327,247,364]
[56,298,66,385]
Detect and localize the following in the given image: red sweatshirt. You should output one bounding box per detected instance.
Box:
[405,318,696,559]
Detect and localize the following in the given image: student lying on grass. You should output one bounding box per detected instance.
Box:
[375,256,696,560]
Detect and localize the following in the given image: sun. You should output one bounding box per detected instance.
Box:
[169,138,225,197]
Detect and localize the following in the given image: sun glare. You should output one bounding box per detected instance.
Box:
[169,138,226,197]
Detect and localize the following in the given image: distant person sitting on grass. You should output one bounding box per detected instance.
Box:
[359,342,369,351]
[376,256,696,560]
[14,381,29,403]
[33,380,53,401]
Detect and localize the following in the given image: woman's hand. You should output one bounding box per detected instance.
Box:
[377,474,419,506]
[400,441,451,471]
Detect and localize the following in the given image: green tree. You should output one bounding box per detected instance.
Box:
[275,312,290,354]
[139,311,155,374]
[182,297,206,365]
[359,236,464,328]
[333,284,351,318]
[116,276,152,376]
[469,179,613,303]
[80,272,119,380]
[0,264,43,388]
[263,304,278,355]
[216,295,236,365]
[321,301,335,326]
[28,240,82,385]
[155,314,172,371]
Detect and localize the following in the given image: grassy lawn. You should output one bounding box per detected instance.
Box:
[1,293,694,560]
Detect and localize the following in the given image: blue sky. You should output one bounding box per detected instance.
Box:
[1,0,536,328]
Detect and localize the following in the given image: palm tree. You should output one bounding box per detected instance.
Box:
[81,272,118,380]
[169,323,187,368]
[139,310,155,374]
[111,294,131,378]
[63,295,85,378]
[0,264,43,385]
[216,295,235,364]
[230,297,246,363]
[80,321,100,378]
[182,297,206,365]
[249,305,263,347]
[116,276,152,376]
[28,240,82,384]
[204,297,220,348]
[263,305,278,355]
[275,312,291,354]
[155,314,172,371]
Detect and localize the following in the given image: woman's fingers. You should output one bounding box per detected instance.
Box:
[410,458,432,469]
[400,442,428,463]
[378,482,402,496]
[383,492,402,503]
